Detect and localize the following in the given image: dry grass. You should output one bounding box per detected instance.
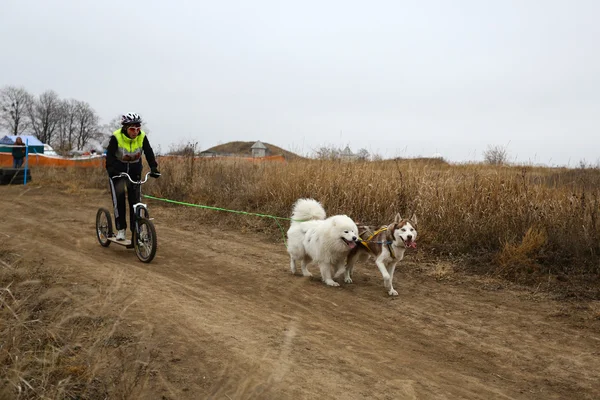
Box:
[32,156,600,282]
[6,154,600,397]
[495,227,548,280]
[591,301,600,320]
[0,242,156,399]
[428,261,455,282]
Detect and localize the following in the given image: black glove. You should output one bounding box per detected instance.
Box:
[150,168,161,178]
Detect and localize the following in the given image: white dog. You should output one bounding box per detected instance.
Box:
[337,213,417,296]
[287,198,359,287]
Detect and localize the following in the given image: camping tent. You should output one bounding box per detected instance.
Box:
[0,135,45,154]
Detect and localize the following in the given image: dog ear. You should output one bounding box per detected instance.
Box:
[410,213,418,226]
[394,213,402,224]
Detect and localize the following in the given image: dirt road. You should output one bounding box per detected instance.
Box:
[1,185,599,399]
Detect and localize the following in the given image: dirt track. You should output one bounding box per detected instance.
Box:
[1,185,599,399]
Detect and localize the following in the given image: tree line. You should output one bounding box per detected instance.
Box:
[0,85,119,152]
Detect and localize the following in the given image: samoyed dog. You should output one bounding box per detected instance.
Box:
[287,198,359,287]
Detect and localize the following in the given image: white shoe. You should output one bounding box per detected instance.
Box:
[116,229,126,241]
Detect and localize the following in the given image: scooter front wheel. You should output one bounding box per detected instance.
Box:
[134,217,157,263]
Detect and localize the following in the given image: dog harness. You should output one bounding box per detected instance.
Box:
[359,227,396,259]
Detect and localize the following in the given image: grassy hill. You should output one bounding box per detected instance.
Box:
[204,141,304,160]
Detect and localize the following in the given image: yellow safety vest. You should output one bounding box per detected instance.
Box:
[113,129,146,163]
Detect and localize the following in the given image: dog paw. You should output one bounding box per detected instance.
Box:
[388,289,398,296]
[302,271,313,277]
[325,280,340,287]
[344,277,353,284]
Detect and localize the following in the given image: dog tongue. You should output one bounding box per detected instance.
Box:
[407,241,417,249]
[348,241,357,249]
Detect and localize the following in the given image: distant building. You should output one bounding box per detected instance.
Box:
[251,140,268,158]
[199,150,218,157]
[340,145,358,162]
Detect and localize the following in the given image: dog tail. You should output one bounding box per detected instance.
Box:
[290,198,326,224]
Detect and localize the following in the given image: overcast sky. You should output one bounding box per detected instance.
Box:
[1,0,598,165]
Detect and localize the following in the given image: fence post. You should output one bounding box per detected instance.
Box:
[24,139,29,185]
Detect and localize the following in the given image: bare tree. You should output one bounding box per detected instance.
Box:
[73,101,100,150]
[28,90,62,144]
[96,115,120,141]
[314,145,341,160]
[356,148,370,161]
[93,115,123,152]
[371,153,383,161]
[483,144,509,165]
[110,116,122,131]
[55,99,78,151]
[104,115,122,133]
[0,86,33,135]
[168,141,198,156]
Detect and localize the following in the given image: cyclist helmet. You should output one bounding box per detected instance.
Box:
[121,112,142,125]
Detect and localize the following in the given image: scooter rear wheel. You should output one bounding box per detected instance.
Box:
[96,208,113,247]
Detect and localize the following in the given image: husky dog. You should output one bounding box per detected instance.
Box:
[287,198,359,287]
[338,213,417,296]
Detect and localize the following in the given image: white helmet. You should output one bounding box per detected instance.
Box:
[121,112,142,125]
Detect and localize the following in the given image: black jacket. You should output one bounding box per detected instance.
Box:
[105,129,158,178]
[12,145,26,160]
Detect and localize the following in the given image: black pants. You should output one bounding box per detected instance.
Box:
[108,176,140,232]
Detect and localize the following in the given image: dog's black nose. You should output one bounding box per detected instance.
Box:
[352,236,357,241]
[407,235,412,240]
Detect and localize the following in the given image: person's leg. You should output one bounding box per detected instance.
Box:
[126,180,141,236]
[108,176,128,232]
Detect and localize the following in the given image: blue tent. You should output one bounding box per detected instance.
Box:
[0,135,45,154]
